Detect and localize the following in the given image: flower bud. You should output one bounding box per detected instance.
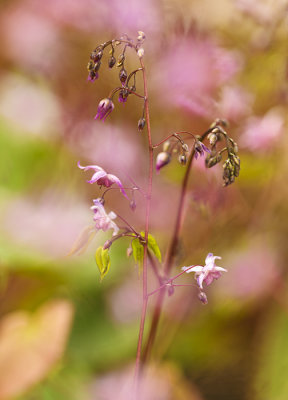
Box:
[87,61,94,71]
[137,31,146,41]
[108,56,116,68]
[137,48,144,58]
[103,240,112,250]
[94,61,101,72]
[198,291,208,305]
[178,154,187,165]
[208,132,218,146]
[118,89,129,103]
[130,199,137,211]
[156,152,171,173]
[138,117,146,131]
[119,68,128,84]
[182,143,189,152]
[127,246,133,257]
[90,49,103,62]
[162,141,170,152]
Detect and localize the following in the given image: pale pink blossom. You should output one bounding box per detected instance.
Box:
[182,253,227,289]
[240,108,284,151]
[91,199,119,236]
[78,162,128,198]
[152,38,243,116]
[217,86,254,121]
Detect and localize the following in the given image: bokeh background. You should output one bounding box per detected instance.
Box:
[0,0,288,399]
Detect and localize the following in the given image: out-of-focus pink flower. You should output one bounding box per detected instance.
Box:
[152,38,243,116]
[217,86,254,121]
[0,75,60,137]
[78,162,128,198]
[2,195,91,257]
[1,7,60,71]
[219,243,279,301]
[94,98,114,121]
[182,253,227,289]
[91,199,119,236]
[235,0,287,25]
[240,108,284,151]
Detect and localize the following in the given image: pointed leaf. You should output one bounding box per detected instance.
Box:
[140,231,162,263]
[95,247,111,281]
[131,239,144,267]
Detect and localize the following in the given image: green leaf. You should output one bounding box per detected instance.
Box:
[131,239,144,268]
[95,247,111,281]
[140,231,162,263]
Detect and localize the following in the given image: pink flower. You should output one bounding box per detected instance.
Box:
[240,108,284,151]
[194,140,210,159]
[78,162,128,198]
[91,199,119,236]
[182,253,227,289]
[94,98,114,121]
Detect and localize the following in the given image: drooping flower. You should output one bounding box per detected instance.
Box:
[194,140,210,160]
[156,152,171,173]
[91,198,119,236]
[78,162,128,198]
[182,253,227,289]
[94,98,114,121]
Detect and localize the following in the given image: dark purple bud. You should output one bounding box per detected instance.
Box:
[90,49,103,62]
[119,68,128,84]
[118,89,129,103]
[198,291,208,305]
[138,117,146,131]
[129,85,136,92]
[87,61,94,71]
[94,61,101,72]
[108,56,116,68]
[88,70,98,82]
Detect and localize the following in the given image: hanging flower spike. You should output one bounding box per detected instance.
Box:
[182,253,227,289]
[91,199,119,236]
[78,162,128,199]
[95,98,114,121]
[194,140,210,160]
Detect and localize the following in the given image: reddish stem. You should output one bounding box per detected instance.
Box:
[134,57,154,386]
[142,127,213,362]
